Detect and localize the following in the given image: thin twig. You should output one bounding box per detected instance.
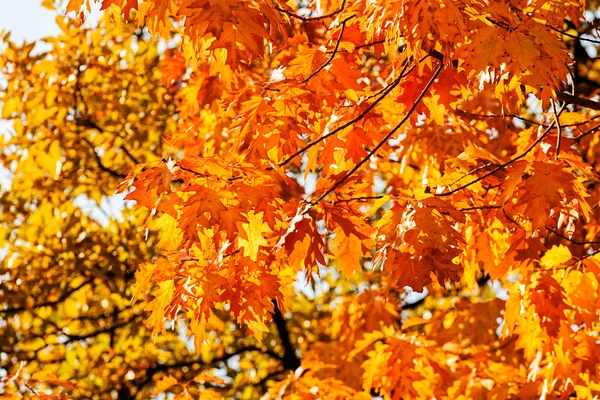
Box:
[547,25,600,45]
[302,15,354,84]
[436,102,566,197]
[335,195,386,203]
[327,39,387,54]
[552,99,562,159]
[573,121,600,142]
[455,109,543,126]
[457,204,502,212]
[80,119,141,165]
[309,60,444,207]
[81,136,127,178]
[1,279,93,315]
[446,162,500,188]
[279,57,419,167]
[565,248,600,268]
[547,227,600,245]
[177,164,243,182]
[355,39,386,49]
[24,383,39,396]
[456,109,600,128]
[276,0,347,22]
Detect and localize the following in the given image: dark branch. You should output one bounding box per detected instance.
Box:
[61,317,139,343]
[78,118,140,165]
[279,57,420,167]
[454,109,543,126]
[457,204,503,212]
[302,15,354,84]
[276,0,347,22]
[557,92,600,111]
[271,302,301,371]
[310,57,444,206]
[80,135,127,178]
[547,25,600,45]
[547,227,600,246]
[552,99,563,159]
[436,102,565,197]
[574,121,600,142]
[1,279,93,314]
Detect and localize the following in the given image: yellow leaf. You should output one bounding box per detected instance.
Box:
[330,233,364,275]
[37,140,62,178]
[541,245,572,269]
[344,89,359,102]
[194,371,227,385]
[64,297,79,318]
[151,375,178,396]
[66,0,89,14]
[237,211,272,261]
[559,112,589,125]
[149,213,182,251]
[423,94,446,125]
[145,280,175,336]
[1,97,21,118]
[365,195,390,217]
[132,262,157,303]
[41,0,56,10]
[31,370,77,390]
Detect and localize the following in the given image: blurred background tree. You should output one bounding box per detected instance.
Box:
[0,1,599,399]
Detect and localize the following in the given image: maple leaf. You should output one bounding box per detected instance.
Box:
[323,204,375,274]
[100,0,138,18]
[277,212,325,274]
[145,280,175,336]
[66,0,90,15]
[177,185,227,242]
[377,198,464,291]
[236,210,272,261]
[540,245,572,269]
[530,274,571,337]
[6,1,600,399]
[121,164,174,210]
[515,161,588,233]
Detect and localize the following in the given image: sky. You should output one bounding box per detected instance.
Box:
[0,0,103,44]
[0,0,60,43]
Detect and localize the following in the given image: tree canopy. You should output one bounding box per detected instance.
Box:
[1,0,600,398]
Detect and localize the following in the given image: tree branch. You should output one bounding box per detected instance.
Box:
[80,135,127,178]
[78,118,140,165]
[140,345,284,391]
[552,99,562,159]
[547,227,600,245]
[310,58,444,206]
[1,279,93,315]
[547,25,600,45]
[436,102,565,197]
[302,15,354,84]
[455,109,543,126]
[276,0,347,22]
[279,57,420,167]
[574,121,600,142]
[557,92,600,111]
[271,302,301,371]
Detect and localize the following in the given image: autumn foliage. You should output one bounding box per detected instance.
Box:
[1,0,600,398]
